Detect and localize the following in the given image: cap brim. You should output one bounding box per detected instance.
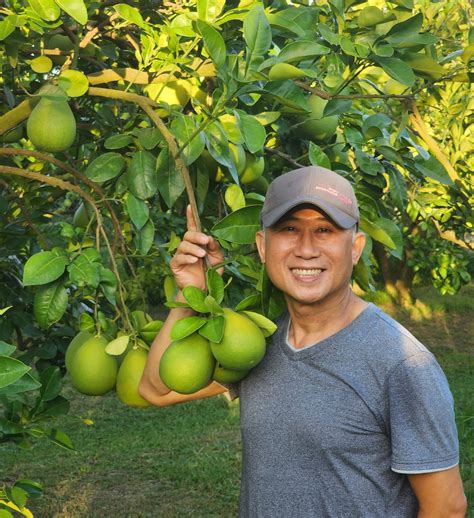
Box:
[261,197,358,229]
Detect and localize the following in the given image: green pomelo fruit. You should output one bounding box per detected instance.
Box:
[213,363,250,383]
[297,95,338,141]
[116,347,151,408]
[383,79,408,95]
[210,309,266,371]
[65,330,93,372]
[240,154,265,184]
[69,335,118,396]
[357,6,388,27]
[229,143,246,175]
[27,97,76,152]
[159,333,215,394]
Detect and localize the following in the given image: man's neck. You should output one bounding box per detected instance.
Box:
[286,290,368,349]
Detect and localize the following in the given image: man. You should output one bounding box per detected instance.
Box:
[140,166,467,517]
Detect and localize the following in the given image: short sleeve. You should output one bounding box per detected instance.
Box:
[386,352,459,474]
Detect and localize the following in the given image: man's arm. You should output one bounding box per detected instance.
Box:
[139,205,226,407]
[138,296,226,406]
[408,465,467,518]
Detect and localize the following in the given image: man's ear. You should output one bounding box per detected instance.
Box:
[352,231,366,265]
[255,230,266,264]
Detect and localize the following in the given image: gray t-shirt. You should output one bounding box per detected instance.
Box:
[238,303,459,517]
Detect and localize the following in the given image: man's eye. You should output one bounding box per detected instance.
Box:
[316,227,331,233]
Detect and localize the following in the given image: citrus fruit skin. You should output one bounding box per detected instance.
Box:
[297,95,338,141]
[159,333,215,394]
[68,335,118,396]
[240,154,265,184]
[213,363,250,383]
[116,347,151,408]
[65,330,93,372]
[210,309,266,371]
[27,97,76,152]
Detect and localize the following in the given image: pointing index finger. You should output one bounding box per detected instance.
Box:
[186,204,198,232]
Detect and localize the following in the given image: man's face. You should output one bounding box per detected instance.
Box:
[255,207,365,308]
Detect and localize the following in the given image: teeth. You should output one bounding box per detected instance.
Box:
[292,268,322,276]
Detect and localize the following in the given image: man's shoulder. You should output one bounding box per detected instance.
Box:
[351,303,433,364]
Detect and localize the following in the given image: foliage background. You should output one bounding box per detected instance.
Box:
[0,0,472,514]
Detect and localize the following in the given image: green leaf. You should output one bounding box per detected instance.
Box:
[85,152,125,183]
[207,268,225,304]
[68,249,101,289]
[323,99,352,117]
[0,356,30,389]
[204,295,223,315]
[0,341,15,356]
[55,0,88,25]
[30,55,53,73]
[385,13,423,45]
[197,0,225,21]
[99,267,117,305]
[38,395,70,417]
[374,57,415,86]
[29,0,61,21]
[13,480,43,500]
[135,219,155,255]
[182,286,209,313]
[105,335,129,355]
[46,428,74,450]
[23,251,68,286]
[33,281,68,329]
[104,134,133,150]
[244,4,272,58]
[171,114,206,166]
[204,121,239,184]
[126,151,158,200]
[263,80,310,112]
[235,294,261,311]
[0,372,41,395]
[308,142,331,169]
[40,366,62,401]
[113,3,144,26]
[234,110,266,153]
[0,306,12,316]
[58,69,89,97]
[197,20,226,68]
[135,127,162,149]
[241,311,277,337]
[126,194,149,230]
[212,205,262,244]
[0,16,17,41]
[156,148,185,208]
[170,316,207,341]
[225,184,246,212]
[198,315,225,342]
[414,156,453,185]
[387,166,407,212]
[79,312,95,332]
[278,40,330,63]
[360,218,403,258]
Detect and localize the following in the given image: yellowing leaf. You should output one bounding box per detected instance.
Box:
[30,56,53,73]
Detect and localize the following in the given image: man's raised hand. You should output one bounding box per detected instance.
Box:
[170,205,224,291]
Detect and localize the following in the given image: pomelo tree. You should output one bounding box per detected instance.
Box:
[0,0,472,512]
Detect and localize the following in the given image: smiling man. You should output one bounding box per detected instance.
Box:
[140,166,467,517]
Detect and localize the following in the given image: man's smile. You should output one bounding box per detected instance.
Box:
[290,267,325,279]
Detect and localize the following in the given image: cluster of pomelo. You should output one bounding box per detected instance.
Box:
[160,308,275,394]
[65,312,163,408]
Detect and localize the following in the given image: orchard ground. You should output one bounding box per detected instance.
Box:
[1,285,473,518]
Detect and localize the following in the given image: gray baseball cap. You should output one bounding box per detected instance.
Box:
[261,166,359,229]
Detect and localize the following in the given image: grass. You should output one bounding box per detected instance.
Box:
[1,286,473,517]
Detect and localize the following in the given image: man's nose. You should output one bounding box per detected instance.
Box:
[295,231,321,259]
